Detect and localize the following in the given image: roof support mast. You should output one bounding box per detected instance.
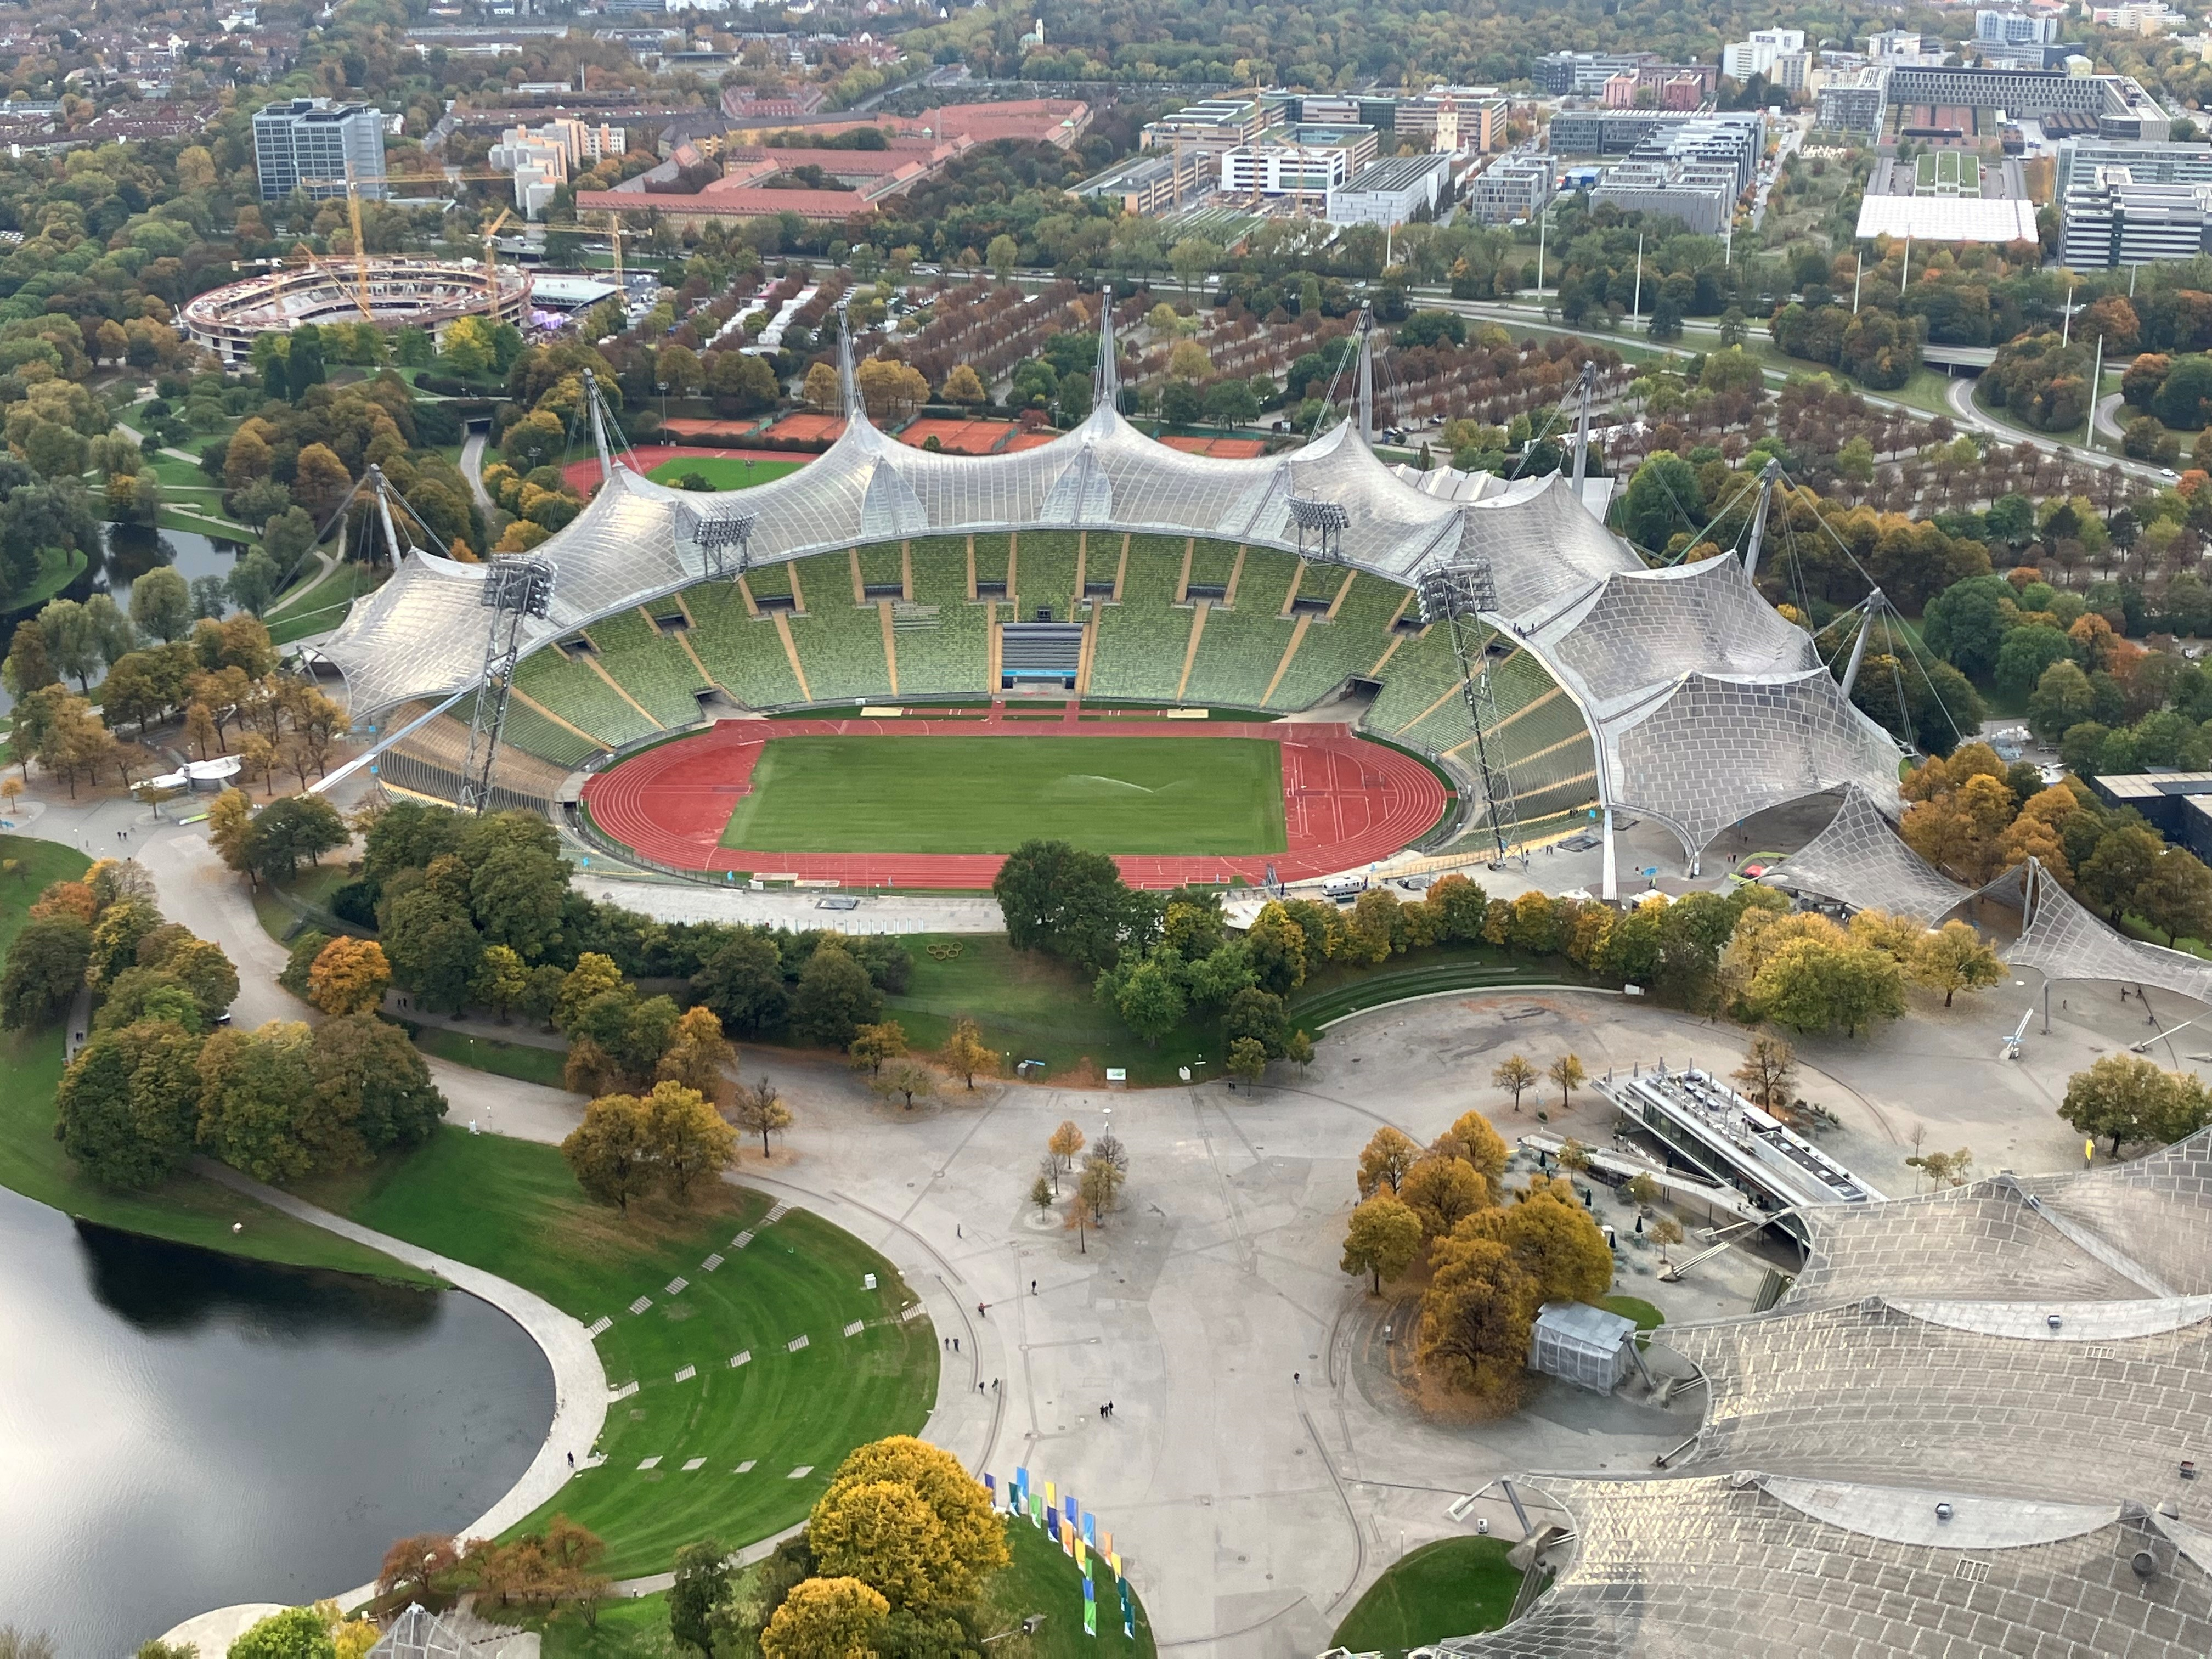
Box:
[457,555,556,815]
[1570,359,1596,495]
[1355,303,1376,445]
[583,368,615,486]
[836,296,862,423]
[1094,283,1118,412]
[1840,588,1884,702]
[1741,456,1784,582]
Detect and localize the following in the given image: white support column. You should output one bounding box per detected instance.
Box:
[1601,806,1618,902]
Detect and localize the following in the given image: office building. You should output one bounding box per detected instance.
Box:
[2063,167,2212,265]
[1533,52,1654,95]
[1722,28,1804,82]
[1324,154,1449,227]
[490,116,625,217]
[1976,9,2058,44]
[252,97,386,200]
[1074,146,1213,215]
[1587,112,1763,235]
[1140,98,1269,155]
[2057,137,2212,196]
[1547,109,1702,155]
[1220,126,1378,201]
[1467,153,1555,223]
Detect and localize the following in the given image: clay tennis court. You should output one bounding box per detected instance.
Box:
[579,703,1449,889]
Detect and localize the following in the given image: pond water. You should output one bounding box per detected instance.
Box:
[0,1184,555,1658]
[0,526,245,718]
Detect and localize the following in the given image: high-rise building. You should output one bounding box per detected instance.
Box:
[2062,166,2212,266]
[252,98,386,201]
[1720,29,1805,83]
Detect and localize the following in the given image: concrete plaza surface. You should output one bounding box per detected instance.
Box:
[101,802,2186,1654]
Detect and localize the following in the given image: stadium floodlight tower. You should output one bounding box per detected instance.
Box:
[1415,557,1526,871]
[1286,495,1350,564]
[458,553,557,813]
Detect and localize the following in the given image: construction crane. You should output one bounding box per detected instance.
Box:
[480,206,512,316]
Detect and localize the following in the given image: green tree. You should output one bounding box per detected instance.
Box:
[1911,920,2005,1007]
[55,1018,204,1188]
[1341,1192,1423,1293]
[789,942,882,1049]
[381,889,483,1015]
[2061,1052,2212,1153]
[472,944,531,1021]
[1617,452,1702,552]
[310,1014,447,1154]
[1104,953,1186,1045]
[690,932,790,1035]
[992,839,1134,972]
[668,1539,733,1657]
[0,912,91,1028]
[195,1020,328,1181]
[229,1607,336,1659]
[129,567,193,644]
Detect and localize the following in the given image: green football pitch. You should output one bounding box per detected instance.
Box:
[719,734,1289,855]
[644,456,804,489]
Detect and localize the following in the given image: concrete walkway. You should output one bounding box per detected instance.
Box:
[193,1160,610,1607]
[572,872,1007,935]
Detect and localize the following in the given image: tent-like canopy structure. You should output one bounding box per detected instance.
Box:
[1763,783,1970,923]
[317,310,1905,888]
[1971,857,2212,1007]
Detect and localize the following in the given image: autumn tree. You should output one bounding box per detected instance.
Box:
[806,1436,1009,1611]
[561,1091,656,1214]
[733,1074,792,1158]
[1433,1109,1510,1184]
[306,936,391,1015]
[644,1079,737,1199]
[377,1534,459,1605]
[1341,1193,1422,1293]
[1355,1125,1420,1197]
[940,1017,995,1088]
[1046,1119,1086,1192]
[1547,1052,1587,1110]
[1492,1053,1538,1113]
[871,1059,936,1111]
[760,1578,889,1659]
[657,1005,736,1099]
[472,945,531,1022]
[1400,1154,1489,1240]
[849,1019,908,1076]
[1912,920,2005,1007]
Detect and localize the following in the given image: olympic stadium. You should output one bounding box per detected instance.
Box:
[314,320,1908,895]
[182,257,534,366]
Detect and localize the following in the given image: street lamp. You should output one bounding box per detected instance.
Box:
[657,378,669,425]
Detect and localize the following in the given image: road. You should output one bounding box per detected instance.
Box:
[460,431,499,518]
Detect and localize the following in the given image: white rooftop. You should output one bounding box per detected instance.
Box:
[1853,195,2039,242]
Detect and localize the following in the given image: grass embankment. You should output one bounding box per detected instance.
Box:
[1601,1294,1666,1331]
[0,835,429,1283]
[643,456,804,490]
[303,1128,939,1578]
[409,1022,573,1088]
[720,735,1289,857]
[10,544,87,612]
[251,861,353,944]
[510,1516,1154,1659]
[1328,1536,1523,1655]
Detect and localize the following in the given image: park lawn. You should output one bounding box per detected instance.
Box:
[1284,942,1552,1029]
[1328,1536,1523,1655]
[1601,1294,1666,1331]
[15,544,86,612]
[0,834,432,1283]
[323,1127,939,1578]
[985,1513,1156,1655]
[410,1021,574,1089]
[720,736,1288,856]
[643,456,804,490]
[883,933,1212,1086]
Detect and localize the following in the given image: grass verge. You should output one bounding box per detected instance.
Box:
[302,1127,939,1578]
[409,1021,575,1089]
[0,834,430,1283]
[644,456,804,491]
[1601,1294,1666,1331]
[1328,1536,1522,1655]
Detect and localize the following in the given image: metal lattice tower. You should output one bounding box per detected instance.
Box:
[1094,282,1119,411]
[458,554,556,813]
[1353,303,1376,444]
[1417,559,1526,869]
[691,505,758,582]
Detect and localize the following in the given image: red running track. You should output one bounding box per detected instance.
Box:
[579,707,1448,889]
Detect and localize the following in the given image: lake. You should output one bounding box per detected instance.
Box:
[0,1185,555,1658]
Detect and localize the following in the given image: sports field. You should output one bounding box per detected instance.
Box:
[719,734,1289,855]
[643,455,804,490]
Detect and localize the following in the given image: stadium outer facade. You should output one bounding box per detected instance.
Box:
[314,328,1905,896]
[182,258,534,365]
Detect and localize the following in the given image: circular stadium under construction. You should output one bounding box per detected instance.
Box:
[309,316,1910,897]
[182,257,532,365]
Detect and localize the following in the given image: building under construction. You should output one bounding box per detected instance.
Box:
[180,258,534,365]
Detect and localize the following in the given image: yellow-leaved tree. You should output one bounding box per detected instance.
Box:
[307,935,391,1015]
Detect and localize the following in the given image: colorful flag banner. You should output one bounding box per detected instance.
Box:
[1101,1531,1113,1561]
[1015,1466,1030,1497]
[1064,1494,1078,1522]
[1046,1480,1056,1508]
[1084,1513,1097,1546]
[983,1473,996,1499]
[1029,1492,1043,1527]
[1084,1572,1097,1637]
[1074,1537,1087,1571]
[1110,1551,1122,1578]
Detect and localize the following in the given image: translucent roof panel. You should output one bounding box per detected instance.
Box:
[1767,783,1968,922]
[1606,670,1906,857]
